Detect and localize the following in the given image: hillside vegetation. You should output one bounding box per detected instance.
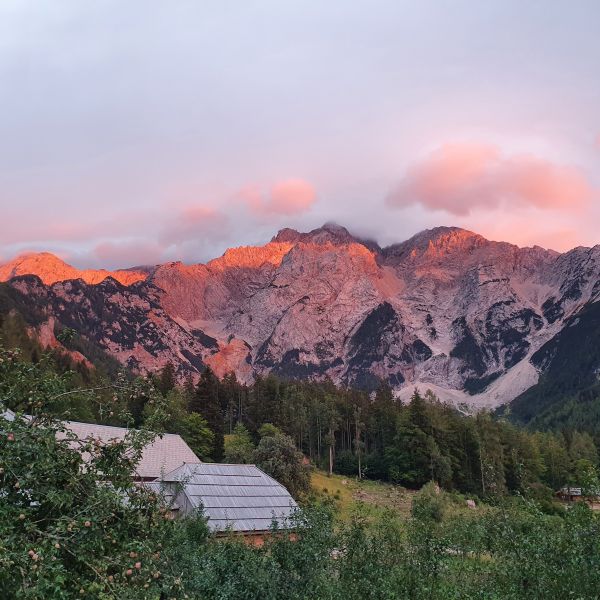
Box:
[4,401,600,599]
[3,318,600,597]
[2,294,599,505]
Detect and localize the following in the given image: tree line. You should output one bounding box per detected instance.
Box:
[151,363,599,503]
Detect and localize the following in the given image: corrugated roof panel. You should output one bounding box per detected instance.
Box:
[197,496,295,509]
[162,463,263,480]
[203,506,295,522]
[151,462,298,532]
[183,484,290,497]
[184,464,260,477]
[180,474,270,486]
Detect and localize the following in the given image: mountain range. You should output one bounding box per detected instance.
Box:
[2,223,600,414]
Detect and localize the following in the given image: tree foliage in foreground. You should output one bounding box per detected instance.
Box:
[4,405,600,600]
[0,402,196,597]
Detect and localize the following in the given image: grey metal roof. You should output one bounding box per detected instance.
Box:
[59,421,200,480]
[158,462,298,532]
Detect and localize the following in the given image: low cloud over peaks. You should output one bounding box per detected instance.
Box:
[387,142,595,216]
[94,240,166,268]
[240,179,316,216]
[160,206,229,247]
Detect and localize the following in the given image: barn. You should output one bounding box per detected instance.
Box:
[2,409,298,539]
[146,462,298,542]
[58,420,200,481]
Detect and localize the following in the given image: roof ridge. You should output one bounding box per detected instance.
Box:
[66,420,185,438]
[183,462,257,467]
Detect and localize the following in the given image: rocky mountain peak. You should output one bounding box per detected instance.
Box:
[0,252,148,286]
[5,223,600,412]
[384,226,489,261]
[272,223,351,244]
[0,252,75,285]
[271,227,303,244]
[410,225,485,248]
[272,222,380,251]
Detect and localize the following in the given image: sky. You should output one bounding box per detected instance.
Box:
[1,0,600,268]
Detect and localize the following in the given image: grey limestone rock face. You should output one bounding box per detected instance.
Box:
[4,223,600,407]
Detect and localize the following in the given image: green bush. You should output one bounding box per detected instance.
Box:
[0,408,185,598]
[411,481,447,523]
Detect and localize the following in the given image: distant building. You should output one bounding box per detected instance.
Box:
[1,408,16,422]
[556,486,583,502]
[146,462,298,540]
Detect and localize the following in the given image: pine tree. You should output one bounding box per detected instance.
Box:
[409,388,431,433]
[369,381,398,454]
[221,371,242,434]
[191,366,224,461]
[183,373,195,405]
[157,361,176,397]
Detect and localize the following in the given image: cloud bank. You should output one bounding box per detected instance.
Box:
[387,143,595,216]
[66,179,315,268]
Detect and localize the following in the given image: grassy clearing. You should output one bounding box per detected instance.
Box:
[311,470,489,525]
[311,470,416,521]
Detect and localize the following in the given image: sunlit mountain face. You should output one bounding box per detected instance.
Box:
[0,252,148,286]
[2,223,600,409]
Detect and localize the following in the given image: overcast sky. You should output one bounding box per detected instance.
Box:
[1,0,600,268]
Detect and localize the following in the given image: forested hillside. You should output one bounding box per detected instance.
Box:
[508,300,600,434]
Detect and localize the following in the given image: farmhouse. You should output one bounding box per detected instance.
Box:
[556,486,583,502]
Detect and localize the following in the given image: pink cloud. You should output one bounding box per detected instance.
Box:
[387,142,595,216]
[240,179,316,216]
[514,228,582,252]
[269,179,316,215]
[0,211,164,247]
[0,219,95,246]
[473,217,584,252]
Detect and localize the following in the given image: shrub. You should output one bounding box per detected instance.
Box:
[0,408,183,598]
[253,432,311,500]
